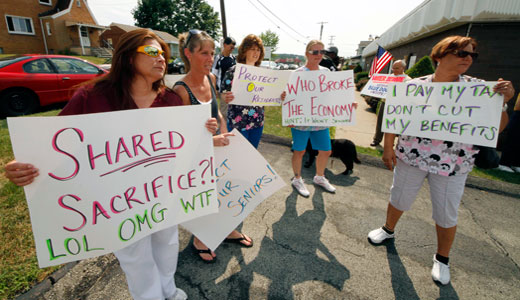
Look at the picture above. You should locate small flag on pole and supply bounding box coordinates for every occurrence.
[369,46,393,77]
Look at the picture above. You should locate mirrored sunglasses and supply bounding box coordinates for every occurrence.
[308,50,326,55]
[136,45,164,57]
[185,29,202,49]
[452,50,478,59]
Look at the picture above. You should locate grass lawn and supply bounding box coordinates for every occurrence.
[1,102,517,299]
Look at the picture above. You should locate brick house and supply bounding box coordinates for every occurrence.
[100,23,180,58]
[0,0,107,55]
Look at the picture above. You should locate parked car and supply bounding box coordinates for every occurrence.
[260,60,280,70]
[99,57,112,71]
[288,64,299,70]
[0,54,107,117]
[168,58,185,74]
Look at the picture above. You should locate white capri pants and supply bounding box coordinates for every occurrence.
[390,160,468,228]
[114,225,179,300]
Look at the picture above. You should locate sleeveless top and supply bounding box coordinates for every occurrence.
[174,75,221,125]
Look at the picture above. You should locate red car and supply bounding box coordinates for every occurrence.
[0,54,107,117]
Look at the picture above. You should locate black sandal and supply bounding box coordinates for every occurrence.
[191,244,216,263]
[223,233,254,248]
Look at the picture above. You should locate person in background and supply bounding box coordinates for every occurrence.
[220,34,266,148]
[174,29,253,264]
[319,46,340,71]
[212,36,236,117]
[497,93,520,172]
[370,60,412,147]
[367,35,514,286]
[4,29,222,300]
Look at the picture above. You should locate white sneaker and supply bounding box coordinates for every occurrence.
[166,288,188,300]
[431,255,450,285]
[291,177,310,197]
[313,175,336,193]
[367,227,395,244]
[511,166,520,173]
[496,165,515,173]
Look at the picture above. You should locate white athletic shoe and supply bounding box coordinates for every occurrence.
[291,177,310,197]
[496,165,515,173]
[367,227,395,244]
[166,288,188,300]
[511,166,520,173]
[313,175,336,193]
[431,255,450,285]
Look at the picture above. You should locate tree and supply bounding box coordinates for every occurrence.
[259,30,280,53]
[132,0,221,39]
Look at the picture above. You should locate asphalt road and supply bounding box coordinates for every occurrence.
[18,136,520,300]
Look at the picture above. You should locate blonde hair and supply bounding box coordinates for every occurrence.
[305,40,325,54]
[178,30,215,72]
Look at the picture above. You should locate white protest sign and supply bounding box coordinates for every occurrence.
[164,74,184,88]
[360,74,408,98]
[181,129,285,250]
[282,70,356,126]
[383,81,503,147]
[8,105,218,267]
[230,63,291,106]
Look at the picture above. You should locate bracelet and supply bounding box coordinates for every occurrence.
[502,103,508,112]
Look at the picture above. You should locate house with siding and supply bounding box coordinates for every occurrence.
[0,0,107,55]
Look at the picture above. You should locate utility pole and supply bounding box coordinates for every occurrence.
[328,35,335,46]
[317,21,327,41]
[220,0,228,38]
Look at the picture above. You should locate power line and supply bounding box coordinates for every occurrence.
[255,0,309,40]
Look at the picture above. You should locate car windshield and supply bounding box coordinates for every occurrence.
[0,55,31,69]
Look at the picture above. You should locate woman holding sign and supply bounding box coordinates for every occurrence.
[220,34,266,148]
[367,36,514,285]
[175,30,254,263]
[4,29,222,300]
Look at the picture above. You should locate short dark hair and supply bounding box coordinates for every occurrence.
[223,36,236,45]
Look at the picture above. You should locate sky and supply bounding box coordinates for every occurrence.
[86,0,426,57]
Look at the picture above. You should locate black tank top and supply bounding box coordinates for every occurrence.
[174,75,220,124]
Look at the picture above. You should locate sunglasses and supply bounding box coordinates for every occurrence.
[185,29,202,49]
[308,50,327,55]
[136,45,164,58]
[452,50,478,59]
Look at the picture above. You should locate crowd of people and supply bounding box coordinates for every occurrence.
[4,28,517,299]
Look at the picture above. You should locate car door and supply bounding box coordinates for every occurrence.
[20,58,60,106]
[48,57,104,103]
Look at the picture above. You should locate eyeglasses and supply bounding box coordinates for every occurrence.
[136,45,164,58]
[452,50,478,59]
[308,50,326,55]
[185,29,202,49]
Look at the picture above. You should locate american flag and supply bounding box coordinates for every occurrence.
[369,46,393,77]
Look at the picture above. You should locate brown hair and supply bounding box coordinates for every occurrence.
[431,35,477,64]
[236,34,265,66]
[178,30,215,72]
[88,29,169,110]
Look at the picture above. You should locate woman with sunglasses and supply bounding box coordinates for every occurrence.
[367,36,514,285]
[174,30,253,263]
[289,40,340,197]
[220,34,266,148]
[4,29,221,300]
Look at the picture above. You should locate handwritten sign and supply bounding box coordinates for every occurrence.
[360,74,408,98]
[230,63,291,106]
[382,82,503,147]
[282,70,356,126]
[181,129,285,250]
[7,105,218,267]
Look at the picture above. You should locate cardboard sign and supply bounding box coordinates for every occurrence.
[382,81,503,147]
[8,105,218,267]
[230,63,291,106]
[182,129,285,250]
[360,74,408,98]
[282,70,356,126]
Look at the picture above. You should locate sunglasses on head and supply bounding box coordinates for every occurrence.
[308,50,326,55]
[136,45,164,58]
[452,50,478,59]
[185,29,202,49]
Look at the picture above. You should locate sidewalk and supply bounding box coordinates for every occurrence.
[18,133,520,299]
[335,91,378,148]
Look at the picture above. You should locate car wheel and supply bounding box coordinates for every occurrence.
[0,89,39,117]
[179,66,185,74]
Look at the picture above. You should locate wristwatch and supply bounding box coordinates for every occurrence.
[502,103,508,112]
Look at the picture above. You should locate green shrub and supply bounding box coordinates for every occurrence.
[58,48,78,55]
[355,71,369,83]
[356,78,369,91]
[405,56,435,78]
[353,64,362,73]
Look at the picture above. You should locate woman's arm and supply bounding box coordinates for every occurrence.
[382,133,397,170]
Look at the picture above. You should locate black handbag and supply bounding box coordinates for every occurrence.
[474,146,500,169]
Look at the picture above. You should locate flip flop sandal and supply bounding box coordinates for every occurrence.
[224,234,254,248]
[192,244,216,263]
